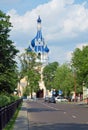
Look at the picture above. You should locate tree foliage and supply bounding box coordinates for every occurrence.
[0,10,19,93]
[71,45,88,88]
[19,50,41,97]
[53,64,74,96]
[43,62,58,90]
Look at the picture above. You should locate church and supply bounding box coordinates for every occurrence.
[27,16,49,64]
[18,16,50,98]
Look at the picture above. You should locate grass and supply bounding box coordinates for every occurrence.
[4,103,22,130]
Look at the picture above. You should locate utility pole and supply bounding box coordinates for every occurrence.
[72,67,77,102]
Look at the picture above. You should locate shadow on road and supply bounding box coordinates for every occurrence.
[29,122,88,130]
[28,107,61,112]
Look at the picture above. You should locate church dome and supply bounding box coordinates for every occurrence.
[27,45,32,52]
[45,45,49,53]
[37,16,41,23]
[31,38,35,47]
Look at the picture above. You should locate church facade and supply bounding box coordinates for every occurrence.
[17,16,50,98]
[27,16,50,98]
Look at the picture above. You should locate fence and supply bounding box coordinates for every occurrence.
[0,99,22,130]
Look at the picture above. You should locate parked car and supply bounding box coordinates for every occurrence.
[49,96,56,103]
[55,96,68,102]
[44,96,50,102]
[44,96,56,103]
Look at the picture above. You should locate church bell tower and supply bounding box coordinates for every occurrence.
[27,16,49,65]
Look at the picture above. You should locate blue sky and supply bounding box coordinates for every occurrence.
[0,0,88,65]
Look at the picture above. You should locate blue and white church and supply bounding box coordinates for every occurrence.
[27,16,49,65]
[27,16,50,98]
[17,16,51,98]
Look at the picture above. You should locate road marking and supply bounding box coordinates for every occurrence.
[72,115,76,118]
[40,102,78,120]
[64,112,66,114]
[42,102,59,110]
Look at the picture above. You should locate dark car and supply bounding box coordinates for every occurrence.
[44,96,56,103]
[49,97,56,103]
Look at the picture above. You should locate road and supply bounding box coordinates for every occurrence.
[27,99,88,130]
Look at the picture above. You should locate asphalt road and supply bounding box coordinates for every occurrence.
[27,99,88,130]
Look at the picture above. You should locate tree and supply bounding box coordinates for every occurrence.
[53,64,74,96]
[0,10,19,93]
[71,45,88,89]
[43,62,59,90]
[19,50,41,98]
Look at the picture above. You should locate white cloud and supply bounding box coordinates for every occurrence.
[7,0,88,40]
[7,9,36,33]
[66,51,73,62]
[6,0,88,64]
[49,45,72,64]
[76,42,88,50]
[65,42,88,64]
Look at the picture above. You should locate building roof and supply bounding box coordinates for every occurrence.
[37,16,41,23]
[28,16,49,54]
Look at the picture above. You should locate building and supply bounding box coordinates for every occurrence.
[28,16,49,98]
[17,16,50,98]
[27,16,49,64]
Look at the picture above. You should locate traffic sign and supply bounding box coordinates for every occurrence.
[58,90,63,95]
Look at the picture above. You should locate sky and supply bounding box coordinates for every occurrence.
[0,0,88,65]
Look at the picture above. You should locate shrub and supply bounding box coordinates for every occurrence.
[0,93,19,107]
[0,94,10,107]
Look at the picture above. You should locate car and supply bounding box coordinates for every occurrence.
[48,96,56,103]
[44,96,56,103]
[44,96,50,102]
[55,96,68,102]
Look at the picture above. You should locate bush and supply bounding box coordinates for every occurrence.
[9,95,19,102]
[0,95,10,107]
[0,93,19,107]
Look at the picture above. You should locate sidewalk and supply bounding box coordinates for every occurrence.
[13,100,29,130]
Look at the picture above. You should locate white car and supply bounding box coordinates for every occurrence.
[55,96,68,102]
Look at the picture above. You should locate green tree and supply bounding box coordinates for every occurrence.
[19,50,41,98]
[0,10,19,93]
[71,45,88,89]
[43,62,58,90]
[53,64,74,96]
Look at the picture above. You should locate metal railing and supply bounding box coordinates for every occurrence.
[0,99,22,130]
